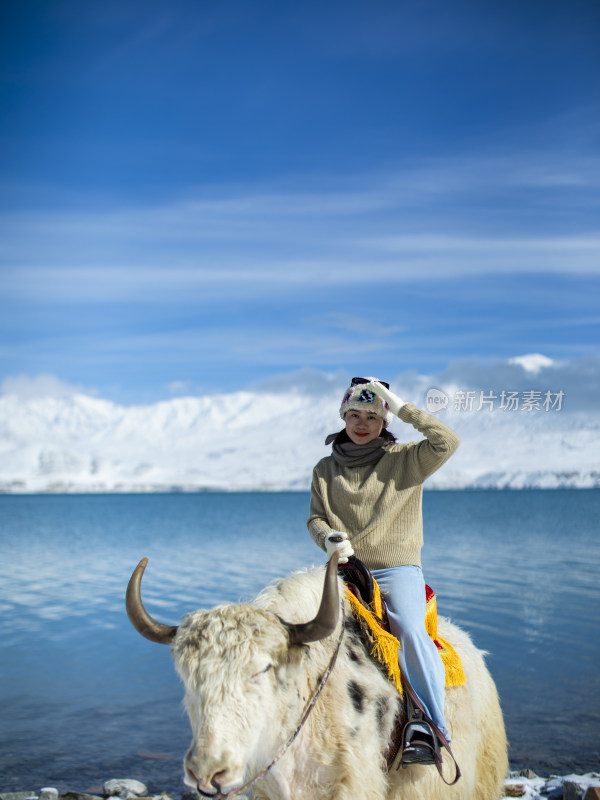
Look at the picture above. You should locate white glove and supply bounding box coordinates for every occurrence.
[365,381,405,416]
[325,531,354,564]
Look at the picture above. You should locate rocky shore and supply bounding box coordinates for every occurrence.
[502,770,600,799]
[2,772,600,800]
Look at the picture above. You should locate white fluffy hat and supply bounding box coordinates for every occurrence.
[339,377,393,427]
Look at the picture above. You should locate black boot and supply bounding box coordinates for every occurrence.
[401,721,439,766]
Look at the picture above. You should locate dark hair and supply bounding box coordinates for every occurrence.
[381,427,397,443]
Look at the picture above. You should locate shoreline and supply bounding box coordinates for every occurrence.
[2,770,600,800]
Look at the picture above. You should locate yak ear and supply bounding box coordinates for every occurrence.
[284,553,340,646]
[126,558,179,645]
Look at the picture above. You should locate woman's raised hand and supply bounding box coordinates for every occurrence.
[364,381,405,416]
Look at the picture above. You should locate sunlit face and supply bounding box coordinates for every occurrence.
[344,409,385,445]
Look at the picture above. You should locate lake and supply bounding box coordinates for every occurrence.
[0,490,598,792]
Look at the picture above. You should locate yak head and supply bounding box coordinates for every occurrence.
[126,555,340,798]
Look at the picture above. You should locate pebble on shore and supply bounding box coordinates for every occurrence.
[0,780,167,800]
[502,772,600,800]
[2,771,600,800]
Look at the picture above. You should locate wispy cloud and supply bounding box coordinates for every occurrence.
[2,154,599,310]
[318,312,406,338]
[1,2,597,403]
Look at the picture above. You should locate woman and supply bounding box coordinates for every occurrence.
[307,376,460,764]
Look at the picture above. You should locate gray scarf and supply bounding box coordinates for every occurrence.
[325,430,393,468]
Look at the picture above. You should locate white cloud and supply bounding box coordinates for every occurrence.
[1,373,96,399]
[3,352,597,411]
[2,154,599,306]
[167,380,193,396]
[4,234,598,306]
[431,354,600,413]
[508,354,556,374]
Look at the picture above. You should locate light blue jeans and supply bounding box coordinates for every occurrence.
[371,565,449,740]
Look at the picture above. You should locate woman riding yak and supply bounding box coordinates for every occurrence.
[307,376,459,766]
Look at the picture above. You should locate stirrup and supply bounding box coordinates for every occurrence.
[400,690,441,769]
[401,720,440,766]
[399,683,462,785]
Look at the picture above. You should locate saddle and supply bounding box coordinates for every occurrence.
[338,557,466,693]
[337,557,461,784]
[338,556,375,607]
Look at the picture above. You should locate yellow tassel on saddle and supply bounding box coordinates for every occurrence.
[345,578,466,697]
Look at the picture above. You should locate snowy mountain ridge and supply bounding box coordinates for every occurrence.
[1,377,598,492]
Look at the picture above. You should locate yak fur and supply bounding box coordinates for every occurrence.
[172,564,508,800]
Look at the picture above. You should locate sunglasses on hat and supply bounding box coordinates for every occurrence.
[351,377,390,390]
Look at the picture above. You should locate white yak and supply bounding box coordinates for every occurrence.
[127,554,508,800]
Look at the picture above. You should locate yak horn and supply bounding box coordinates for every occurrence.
[285,552,340,645]
[126,557,178,645]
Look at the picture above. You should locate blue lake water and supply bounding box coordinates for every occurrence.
[0,490,599,792]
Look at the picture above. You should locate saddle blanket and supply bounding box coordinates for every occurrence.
[345,579,466,697]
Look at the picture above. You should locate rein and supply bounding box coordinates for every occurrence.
[203,604,346,800]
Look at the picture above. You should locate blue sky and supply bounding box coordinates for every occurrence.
[1,0,599,403]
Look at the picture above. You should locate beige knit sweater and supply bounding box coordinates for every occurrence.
[307,403,460,570]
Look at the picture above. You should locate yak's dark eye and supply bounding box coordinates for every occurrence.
[250,663,273,680]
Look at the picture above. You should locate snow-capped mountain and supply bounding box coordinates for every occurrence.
[1,357,598,492]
